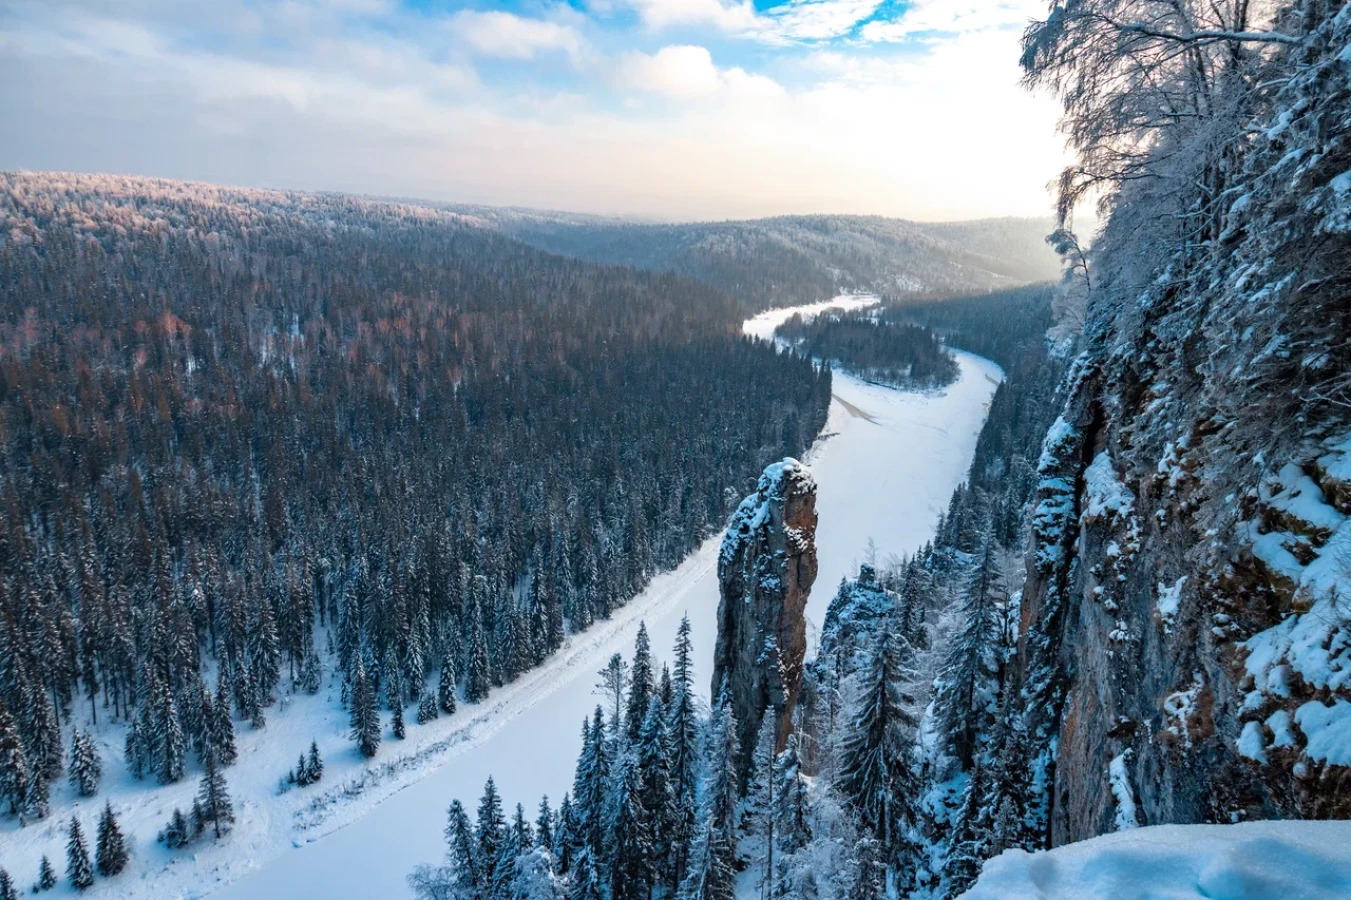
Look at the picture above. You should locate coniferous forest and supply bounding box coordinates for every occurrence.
[0,172,831,819]
[774,309,960,390]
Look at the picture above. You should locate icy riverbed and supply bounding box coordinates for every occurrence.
[213,296,1000,899]
[0,296,999,900]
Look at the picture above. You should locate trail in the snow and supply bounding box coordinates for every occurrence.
[207,295,1002,900]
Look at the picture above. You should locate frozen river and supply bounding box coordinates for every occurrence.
[212,295,1002,899]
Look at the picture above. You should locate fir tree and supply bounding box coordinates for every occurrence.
[534,796,554,856]
[163,808,190,849]
[0,866,15,900]
[392,699,406,740]
[154,677,187,784]
[0,705,30,815]
[634,696,675,886]
[307,740,324,784]
[476,776,506,875]
[934,528,1007,769]
[772,734,811,856]
[554,794,575,875]
[679,687,739,900]
[465,606,491,704]
[417,691,438,725]
[24,769,50,821]
[95,802,128,877]
[745,710,778,882]
[36,855,56,891]
[299,648,323,694]
[69,729,102,797]
[624,622,654,742]
[571,708,611,861]
[836,626,919,861]
[608,749,651,900]
[512,802,533,849]
[668,615,700,888]
[349,657,381,758]
[294,753,310,786]
[443,798,482,893]
[66,816,95,891]
[196,753,235,839]
[438,655,458,715]
[213,675,238,766]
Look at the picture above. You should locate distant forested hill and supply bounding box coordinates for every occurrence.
[430,206,1063,311]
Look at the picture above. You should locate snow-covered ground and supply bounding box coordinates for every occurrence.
[960,820,1351,900]
[0,296,1001,899]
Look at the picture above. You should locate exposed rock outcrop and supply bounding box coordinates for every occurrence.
[713,458,818,780]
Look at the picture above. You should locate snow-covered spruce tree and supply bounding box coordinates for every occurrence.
[392,696,407,740]
[533,796,553,855]
[153,674,187,784]
[624,623,654,743]
[744,709,779,882]
[196,751,235,839]
[678,687,739,900]
[418,691,438,724]
[571,707,611,866]
[0,866,15,900]
[24,767,49,821]
[36,854,56,891]
[69,729,101,797]
[162,808,191,850]
[349,656,381,758]
[438,655,458,715]
[95,801,128,877]
[634,696,676,885]
[835,624,919,881]
[554,794,575,874]
[772,732,812,856]
[66,816,94,891]
[212,675,238,766]
[407,797,481,900]
[307,740,323,784]
[607,747,652,899]
[26,686,62,781]
[0,704,30,816]
[668,614,701,887]
[933,527,1007,770]
[465,604,492,705]
[476,776,507,877]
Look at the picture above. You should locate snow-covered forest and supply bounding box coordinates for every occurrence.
[2,0,1349,897]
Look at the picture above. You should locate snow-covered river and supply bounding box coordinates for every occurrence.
[215,295,1002,899]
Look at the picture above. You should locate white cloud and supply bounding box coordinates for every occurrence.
[618,44,783,102]
[764,0,884,42]
[611,0,885,43]
[860,0,1041,42]
[449,10,585,60]
[612,0,758,33]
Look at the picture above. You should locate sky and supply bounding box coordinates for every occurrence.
[0,0,1067,221]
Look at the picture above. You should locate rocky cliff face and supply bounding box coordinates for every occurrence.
[713,458,818,779]
[1014,7,1351,845]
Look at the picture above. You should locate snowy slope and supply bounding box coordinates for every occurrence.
[960,820,1351,900]
[0,296,999,899]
